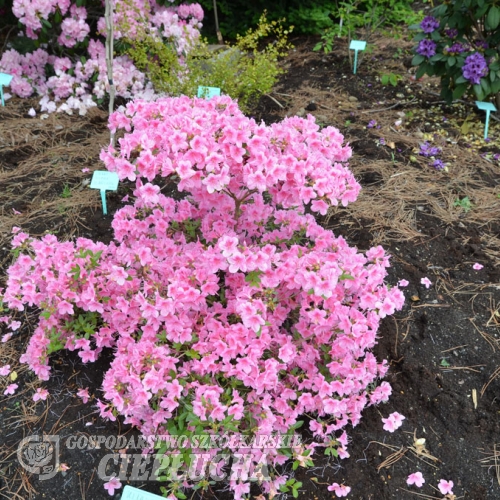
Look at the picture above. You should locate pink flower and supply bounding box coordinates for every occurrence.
[9,320,21,330]
[77,387,90,403]
[421,277,432,288]
[0,365,11,376]
[407,472,425,488]
[33,388,49,401]
[2,333,13,342]
[28,107,36,117]
[103,476,122,496]
[82,168,90,173]
[438,479,454,495]
[472,263,483,270]
[398,279,409,287]
[328,483,351,497]
[4,383,18,395]
[382,412,405,432]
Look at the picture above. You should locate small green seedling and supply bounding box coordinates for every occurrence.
[440,358,450,367]
[280,478,303,498]
[454,197,472,213]
[380,72,402,87]
[60,184,72,198]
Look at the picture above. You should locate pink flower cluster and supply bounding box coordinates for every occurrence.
[2,96,404,498]
[1,0,203,114]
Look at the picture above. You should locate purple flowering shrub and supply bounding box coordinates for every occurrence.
[1,96,404,499]
[410,2,500,102]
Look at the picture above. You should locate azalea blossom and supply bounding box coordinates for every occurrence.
[472,263,483,270]
[398,279,409,287]
[4,383,18,395]
[407,471,425,487]
[438,479,454,495]
[0,365,11,376]
[103,476,122,496]
[382,412,405,432]
[328,483,351,497]
[421,277,432,288]
[33,388,49,401]
[0,95,407,499]
[77,387,90,403]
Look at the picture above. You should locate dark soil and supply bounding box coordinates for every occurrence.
[1,33,499,500]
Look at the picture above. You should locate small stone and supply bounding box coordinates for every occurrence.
[348,96,358,102]
[296,108,306,117]
[396,93,404,98]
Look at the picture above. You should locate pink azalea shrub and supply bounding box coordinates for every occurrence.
[1,0,203,114]
[1,96,404,498]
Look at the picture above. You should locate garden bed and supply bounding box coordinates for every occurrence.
[1,33,499,500]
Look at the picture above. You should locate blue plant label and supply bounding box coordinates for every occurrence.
[475,101,496,112]
[121,485,165,500]
[0,73,13,86]
[475,101,497,139]
[0,72,13,106]
[349,40,367,51]
[198,86,221,99]
[90,171,119,191]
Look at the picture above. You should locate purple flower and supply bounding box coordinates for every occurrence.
[379,137,386,146]
[367,120,377,128]
[432,159,445,170]
[474,40,489,51]
[462,52,489,84]
[416,39,437,58]
[444,42,467,55]
[419,142,441,157]
[445,28,458,38]
[420,16,440,33]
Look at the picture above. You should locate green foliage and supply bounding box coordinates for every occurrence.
[198,0,419,39]
[60,184,72,198]
[410,1,500,103]
[279,478,303,498]
[313,0,422,54]
[454,196,473,213]
[122,10,292,112]
[380,72,402,86]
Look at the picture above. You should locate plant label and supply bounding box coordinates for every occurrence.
[197,86,221,99]
[475,101,497,139]
[0,72,13,106]
[90,171,119,215]
[349,40,367,75]
[121,485,164,500]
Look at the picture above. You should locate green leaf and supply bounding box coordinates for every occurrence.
[452,84,467,100]
[416,63,430,79]
[339,272,355,281]
[447,56,456,67]
[313,43,322,52]
[430,30,441,41]
[412,54,425,66]
[455,75,467,84]
[381,74,389,85]
[245,270,263,287]
[491,79,500,93]
[486,5,500,30]
[481,78,491,95]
